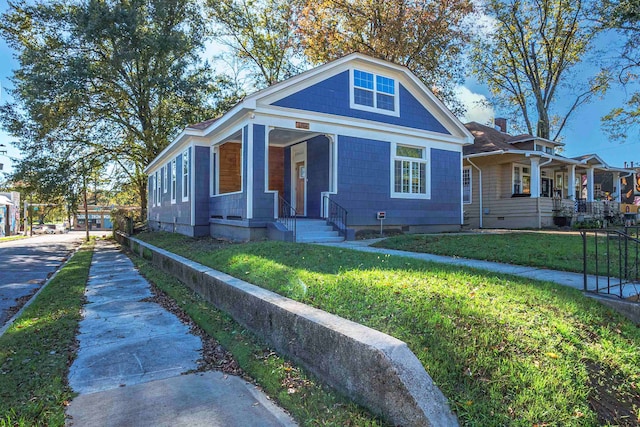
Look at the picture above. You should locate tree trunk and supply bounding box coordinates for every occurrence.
[138,177,148,223]
[536,103,551,140]
[83,168,89,242]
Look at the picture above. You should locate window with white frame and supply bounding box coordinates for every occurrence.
[351,69,398,114]
[171,158,177,203]
[182,148,189,201]
[151,175,156,207]
[463,167,472,204]
[392,144,428,197]
[163,164,168,193]
[513,164,531,194]
[156,171,161,205]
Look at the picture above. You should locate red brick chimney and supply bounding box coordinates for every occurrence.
[494,117,507,133]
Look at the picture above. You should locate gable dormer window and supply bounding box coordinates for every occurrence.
[351,69,398,116]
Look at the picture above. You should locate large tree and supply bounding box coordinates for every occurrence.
[472,0,606,140]
[0,0,225,217]
[294,0,475,114]
[207,0,304,87]
[598,0,640,141]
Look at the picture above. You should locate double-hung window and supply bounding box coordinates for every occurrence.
[151,175,156,207]
[351,69,398,115]
[156,171,161,205]
[392,144,429,198]
[171,159,177,203]
[463,167,472,204]
[182,148,189,201]
[513,164,531,195]
[163,164,168,193]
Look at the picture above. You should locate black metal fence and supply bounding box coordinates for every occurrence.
[580,228,640,299]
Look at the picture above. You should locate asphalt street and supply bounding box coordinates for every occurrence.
[0,231,103,327]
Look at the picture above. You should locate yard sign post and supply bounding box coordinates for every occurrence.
[377,211,386,236]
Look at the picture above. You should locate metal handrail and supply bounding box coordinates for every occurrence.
[581,228,640,299]
[323,195,348,238]
[277,196,297,241]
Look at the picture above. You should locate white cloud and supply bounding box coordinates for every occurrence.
[455,86,495,125]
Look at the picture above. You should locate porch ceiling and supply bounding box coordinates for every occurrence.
[268,128,324,147]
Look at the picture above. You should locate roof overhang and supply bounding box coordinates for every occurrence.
[146,53,475,174]
[465,150,633,172]
[507,136,565,146]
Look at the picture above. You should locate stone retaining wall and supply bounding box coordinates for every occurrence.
[116,232,458,426]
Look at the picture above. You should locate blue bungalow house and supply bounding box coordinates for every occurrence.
[144,53,474,241]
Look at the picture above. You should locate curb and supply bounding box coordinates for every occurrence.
[0,244,83,338]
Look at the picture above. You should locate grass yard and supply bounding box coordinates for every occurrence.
[0,235,28,243]
[0,241,93,427]
[374,232,632,276]
[137,232,640,426]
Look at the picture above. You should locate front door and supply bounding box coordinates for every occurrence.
[541,178,553,198]
[295,161,305,214]
[291,142,307,216]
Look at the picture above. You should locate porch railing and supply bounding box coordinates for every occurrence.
[574,199,620,217]
[580,228,640,299]
[277,196,297,241]
[322,195,348,239]
[554,198,623,226]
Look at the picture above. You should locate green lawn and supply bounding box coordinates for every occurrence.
[374,232,632,276]
[0,235,28,243]
[136,232,640,426]
[0,242,93,427]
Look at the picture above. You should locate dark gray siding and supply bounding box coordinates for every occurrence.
[331,136,461,226]
[272,71,449,134]
[148,149,192,227]
[251,124,276,220]
[194,146,210,226]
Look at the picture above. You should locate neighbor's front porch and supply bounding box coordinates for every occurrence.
[464,153,630,229]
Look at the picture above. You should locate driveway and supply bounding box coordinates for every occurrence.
[0,231,101,327]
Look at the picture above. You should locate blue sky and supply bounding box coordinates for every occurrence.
[0,0,638,177]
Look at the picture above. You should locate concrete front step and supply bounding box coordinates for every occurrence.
[297,235,345,243]
[298,225,334,232]
[289,219,345,243]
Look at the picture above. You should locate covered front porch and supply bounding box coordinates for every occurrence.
[209,123,343,241]
[464,152,631,229]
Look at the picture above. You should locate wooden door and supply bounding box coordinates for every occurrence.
[295,161,305,215]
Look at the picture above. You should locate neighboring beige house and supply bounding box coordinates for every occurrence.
[462,121,633,229]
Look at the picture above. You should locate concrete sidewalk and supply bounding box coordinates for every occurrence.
[322,239,640,299]
[66,240,296,427]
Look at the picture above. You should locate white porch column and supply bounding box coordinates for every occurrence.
[568,165,576,200]
[613,172,621,202]
[586,167,594,202]
[530,157,540,197]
